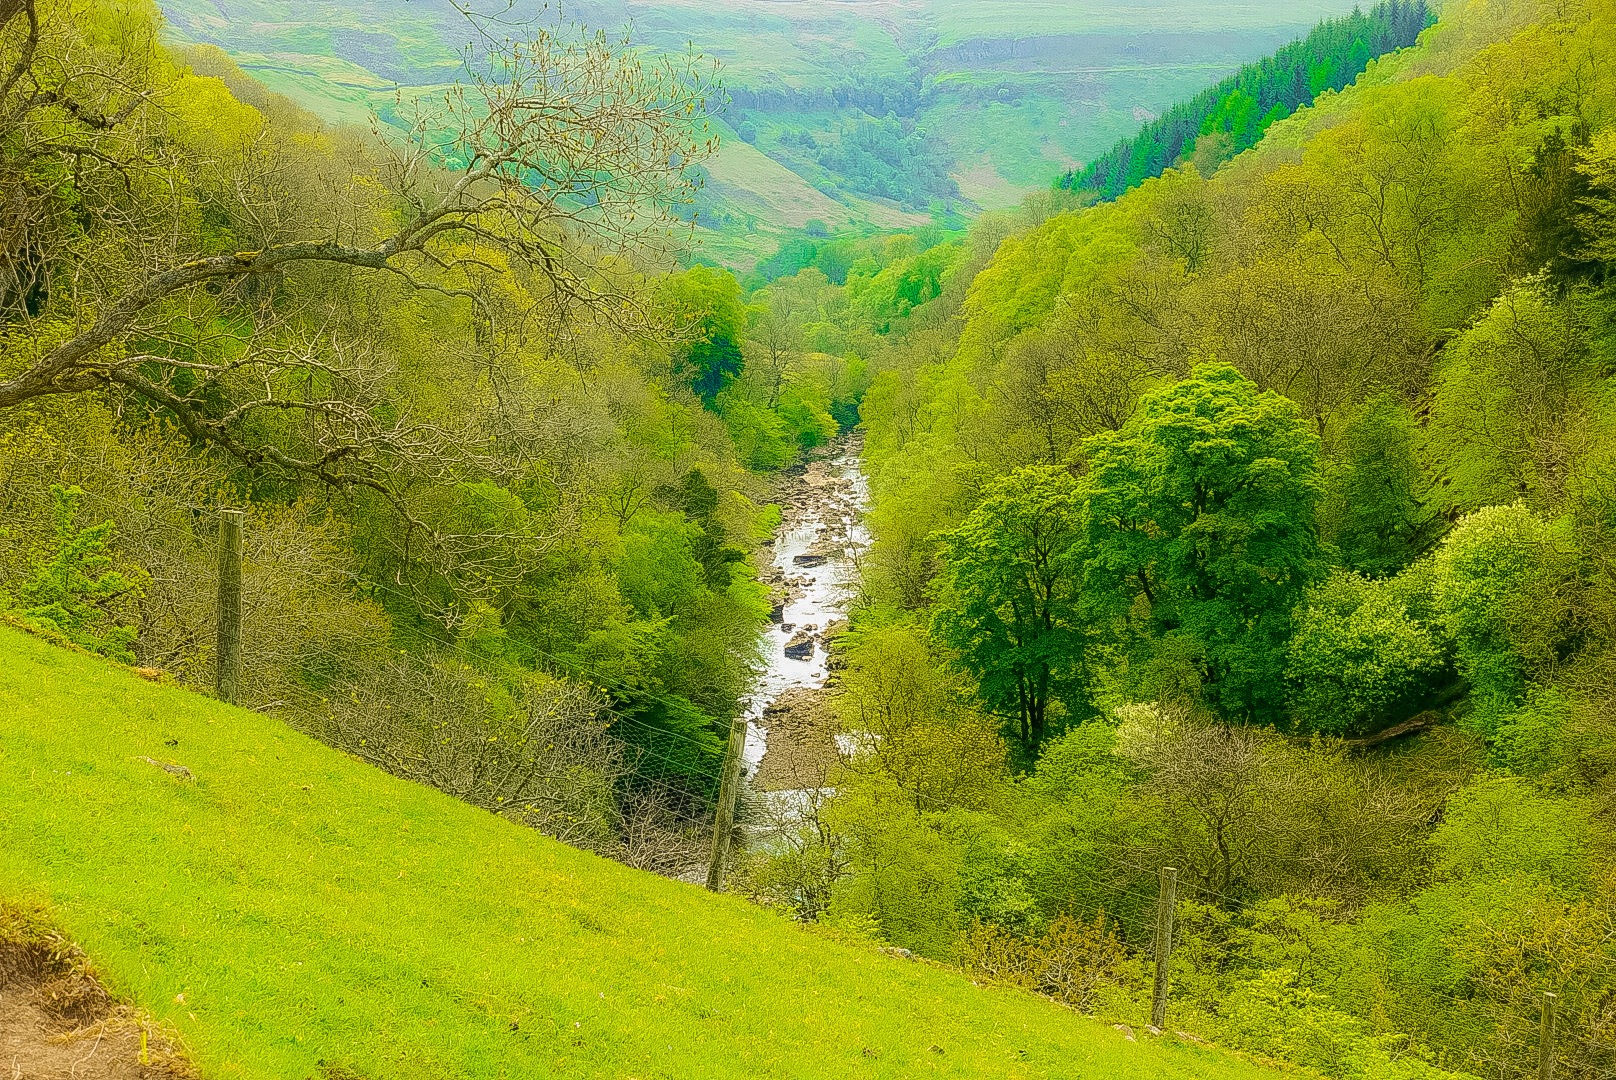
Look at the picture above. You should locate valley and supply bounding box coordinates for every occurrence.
[158,0,1363,265]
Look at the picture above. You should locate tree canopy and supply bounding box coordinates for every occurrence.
[1084,363,1324,723]
[930,465,1090,749]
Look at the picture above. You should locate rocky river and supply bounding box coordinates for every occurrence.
[738,436,870,833]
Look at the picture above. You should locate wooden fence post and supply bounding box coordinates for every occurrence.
[705,714,748,891]
[1539,991,1558,1080]
[216,508,244,704]
[1150,866,1179,1031]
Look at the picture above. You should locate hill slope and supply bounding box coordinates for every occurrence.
[157,0,1363,266]
[0,626,1288,1080]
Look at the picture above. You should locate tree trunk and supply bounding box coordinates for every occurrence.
[1028,665,1051,745]
[1016,677,1030,745]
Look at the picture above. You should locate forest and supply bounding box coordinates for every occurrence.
[5,0,1616,1076]
[1059,0,1435,199]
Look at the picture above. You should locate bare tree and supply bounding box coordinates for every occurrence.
[1119,703,1439,906]
[0,0,717,502]
[309,656,629,852]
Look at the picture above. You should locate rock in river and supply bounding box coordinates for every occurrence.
[783,632,816,660]
[792,553,829,568]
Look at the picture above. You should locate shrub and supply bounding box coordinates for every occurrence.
[959,913,1126,1013]
[2,485,146,662]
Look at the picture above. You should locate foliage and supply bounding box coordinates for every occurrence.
[824,775,968,959]
[657,469,747,590]
[1059,1,1433,199]
[1431,504,1581,729]
[1216,968,1459,1080]
[959,913,1127,1013]
[1286,568,1450,736]
[1,485,146,662]
[1320,393,1439,577]
[775,381,840,450]
[803,115,963,211]
[13,0,1616,1076]
[1426,284,1596,514]
[778,2,1616,1077]
[0,0,772,864]
[661,267,749,405]
[1085,364,1325,723]
[930,465,1091,747]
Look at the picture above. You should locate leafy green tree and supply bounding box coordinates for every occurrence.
[1319,393,1438,577]
[775,382,839,451]
[716,391,794,469]
[1432,504,1581,731]
[1566,128,1616,276]
[1426,283,1591,514]
[3,485,147,662]
[1286,567,1449,736]
[930,465,1090,749]
[824,774,966,958]
[1085,363,1324,724]
[657,469,744,589]
[659,266,747,404]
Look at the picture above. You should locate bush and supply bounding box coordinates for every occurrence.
[959,914,1126,1013]
[1432,504,1581,730]
[1218,968,1462,1080]
[1,485,146,662]
[1286,568,1449,736]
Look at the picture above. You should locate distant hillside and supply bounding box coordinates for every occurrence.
[155,0,1366,267]
[1059,0,1433,198]
[0,625,1292,1080]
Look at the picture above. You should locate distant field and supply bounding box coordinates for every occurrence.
[0,625,1295,1079]
[926,0,1368,42]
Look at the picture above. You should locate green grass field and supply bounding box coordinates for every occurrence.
[0,625,1293,1079]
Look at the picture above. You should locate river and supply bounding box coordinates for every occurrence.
[738,435,870,836]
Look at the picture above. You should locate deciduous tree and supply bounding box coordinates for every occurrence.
[930,465,1090,748]
[1085,363,1324,723]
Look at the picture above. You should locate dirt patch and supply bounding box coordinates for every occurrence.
[0,902,191,1080]
[753,687,842,791]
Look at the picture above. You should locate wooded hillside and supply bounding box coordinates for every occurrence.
[1060,0,1434,199]
[7,0,1616,1076]
[724,0,1616,1076]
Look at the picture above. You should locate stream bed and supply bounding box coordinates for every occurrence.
[739,437,870,836]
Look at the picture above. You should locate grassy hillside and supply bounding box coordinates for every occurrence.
[0,625,1290,1080]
